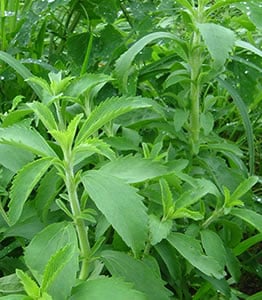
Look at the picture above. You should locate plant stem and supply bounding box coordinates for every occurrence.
[63,149,91,280]
[189,0,206,154]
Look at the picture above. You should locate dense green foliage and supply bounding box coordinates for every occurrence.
[0,0,261,299]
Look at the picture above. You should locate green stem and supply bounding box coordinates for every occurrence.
[189,31,202,154]
[63,150,90,280]
[189,0,206,154]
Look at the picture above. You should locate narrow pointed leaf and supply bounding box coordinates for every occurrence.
[231,176,258,201]
[115,32,181,93]
[16,269,40,299]
[217,77,255,174]
[8,158,54,225]
[0,51,43,99]
[76,96,153,143]
[27,102,58,132]
[81,170,148,254]
[230,208,262,232]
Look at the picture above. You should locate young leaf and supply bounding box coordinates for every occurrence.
[24,222,78,283]
[230,208,262,232]
[50,114,82,150]
[16,269,40,299]
[230,176,258,201]
[76,96,154,143]
[167,233,225,279]
[73,138,116,164]
[160,178,175,219]
[149,215,172,245]
[81,170,148,254]
[99,155,168,183]
[197,23,235,68]
[27,101,58,132]
[0,123,57,157]
[41,244,78,300]
[102,250,172,300]
[8,157,54,225]
[70,277,146,300]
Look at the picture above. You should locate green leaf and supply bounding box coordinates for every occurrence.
[16,269,40,298]
[175,179,219,209]
[0,145,34,172]
[246,291,262,300]
[167,233,225,279]
[230,208,262,232]
[102,250,172,300]
[217,77,255,174]
[149,215,172,245]
[41,244,78,300]
[172,208,204,221]
[73,138,116,164]
[35,168,63,221]
[200,230,227,267]
[231,176,258,201]
[0,295,31,300]
[81,170,148,254]
[0,51,43,100]
[0,123,57,157]
[99,155,168,183]
[160,178,174,219]
[24,222,78,283]
[115,32,181,93]
[0,273,24,294]
[76,96,153,143]
[70,277,146,300]
[235,40,262,58]
[234,1,262,30]
[27,101,58,132]
[233,233,262,256]
[198,23,235,68]
[65,73,112,98]
[8,157,54,225]
[173,109,189,132]
[50,114,82,150]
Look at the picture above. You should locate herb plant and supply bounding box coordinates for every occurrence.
[0,1,261,299]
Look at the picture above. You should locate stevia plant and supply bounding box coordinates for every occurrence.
[0,0,261,299]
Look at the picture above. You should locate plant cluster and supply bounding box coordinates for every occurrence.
[0,0,261,299]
